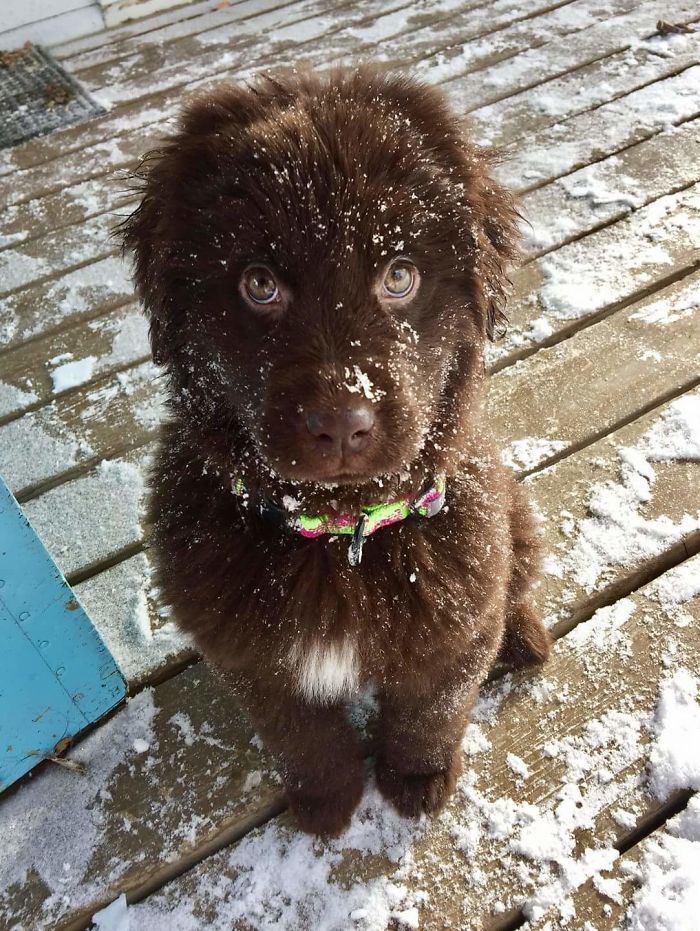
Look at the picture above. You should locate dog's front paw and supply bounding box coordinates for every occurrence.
[287,775,364,837]
[376,753,462,818]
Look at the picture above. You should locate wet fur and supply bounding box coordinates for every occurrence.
[122,67,551,835]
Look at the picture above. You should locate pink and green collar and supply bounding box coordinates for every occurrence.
[232,475,446,565]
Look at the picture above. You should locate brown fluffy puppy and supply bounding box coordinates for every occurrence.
[122,67,551,837]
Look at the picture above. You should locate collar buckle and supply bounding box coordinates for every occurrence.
[348,513,369,566]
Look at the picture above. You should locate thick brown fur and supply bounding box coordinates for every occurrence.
[121,67,551,836]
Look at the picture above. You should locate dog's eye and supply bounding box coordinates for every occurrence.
[242,266,279,304]
[383,261,417,298]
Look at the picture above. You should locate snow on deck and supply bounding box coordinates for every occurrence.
[0,0,699,928]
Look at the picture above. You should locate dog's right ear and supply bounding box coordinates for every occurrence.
[119,79,302,366]
[118,154,173,366]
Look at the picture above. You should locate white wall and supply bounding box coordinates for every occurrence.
[0,0,105,48]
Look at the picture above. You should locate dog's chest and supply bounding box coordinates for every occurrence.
[288,638,359,703]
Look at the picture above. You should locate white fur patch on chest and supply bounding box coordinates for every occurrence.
[288,638,359,704]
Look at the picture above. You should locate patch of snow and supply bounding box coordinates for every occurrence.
[623,795,700,931]
[91,894,130,931]
[561,164,643,211]
[0,691,157,914]
[462,723,491,756]
[527,316,553,342]
[502,438,568,471]
[169,712,197,747]
[629,282,699,326]
[566,599,635,654]
[642,395,700,461]
[648,557,700,627]
[129,784,430,931]
[50,355,98,393]
[559,393,700,592]
[0,380,38,417]
[648,669,700,801]
[343,365,386,402]
[506,753,529,781]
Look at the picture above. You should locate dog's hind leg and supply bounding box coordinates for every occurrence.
[499,485,551,668]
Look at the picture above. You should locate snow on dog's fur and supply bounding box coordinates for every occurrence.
[121,67,550,836]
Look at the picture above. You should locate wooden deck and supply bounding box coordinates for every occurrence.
[0,0,699,927]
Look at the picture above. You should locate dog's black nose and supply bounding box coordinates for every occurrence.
[306,406,375,453]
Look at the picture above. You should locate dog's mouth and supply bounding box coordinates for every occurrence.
[255,433,402,487]
[253,380,428,488]
[276,458,384,488]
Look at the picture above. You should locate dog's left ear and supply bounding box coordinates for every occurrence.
[443,137,520,343]
[373,73,519,341]
[469,173,520,341]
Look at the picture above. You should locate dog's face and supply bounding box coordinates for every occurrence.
[123,71,517,486]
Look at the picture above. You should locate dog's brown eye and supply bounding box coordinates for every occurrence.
[242,266,279,304]
[383,262,416,298]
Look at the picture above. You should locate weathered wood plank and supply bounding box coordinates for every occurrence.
[467,29,699,150]
[529,387,700,631]
[0,360,163,500]
[115,551,700,930]
[496,65,700,195]
[0,662,282,931]
[21,445,151,579]
[0,124,153,210]
[493,182,700,368]
[1,175,134,249]
[0,211,118,298]
[80,0,449,108]
[439,0,699,110]
[52,0,245,60]
[75,550,196,688]
[488,271,700,473]
[0,304,145,420]
[0,257,132,349]
[60,0,297,71]
[377,0,644,84]
[519,116,700,259]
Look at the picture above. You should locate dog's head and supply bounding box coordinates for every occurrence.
[122,69,518,487]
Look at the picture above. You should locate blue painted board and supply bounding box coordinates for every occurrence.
[0,476,127,791]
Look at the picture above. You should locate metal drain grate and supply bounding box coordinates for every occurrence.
[0,43,105,149]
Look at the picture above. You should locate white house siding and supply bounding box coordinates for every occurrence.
[0,0,105,49]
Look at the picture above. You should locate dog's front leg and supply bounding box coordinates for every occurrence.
[376,665,478,818]
[224,671,364,836]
